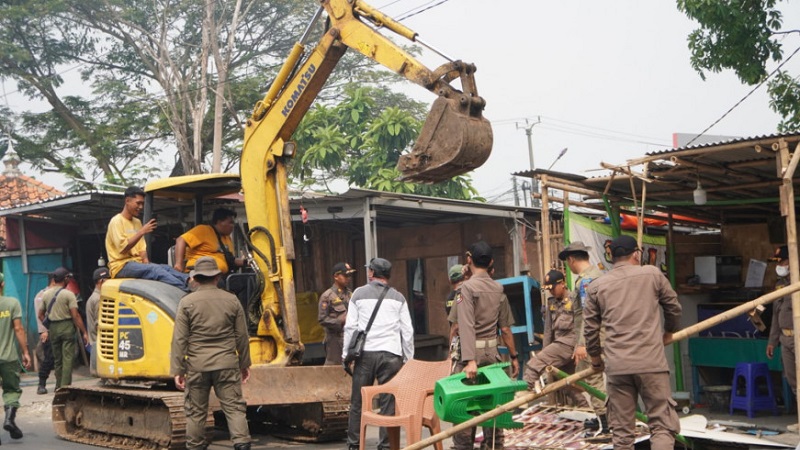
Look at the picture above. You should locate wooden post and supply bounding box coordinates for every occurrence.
[401,281,800,450]
[777,139,800,427]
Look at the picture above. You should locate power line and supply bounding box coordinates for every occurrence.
[686,44,800,146]
[396,0,453,21]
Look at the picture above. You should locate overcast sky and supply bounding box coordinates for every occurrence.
[5,1,800,204]
[393,0,800,203]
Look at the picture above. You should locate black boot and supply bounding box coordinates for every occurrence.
[599,414,610,434]
[37,378,47,395]
[3,406,21,439]
[233,443,251,450]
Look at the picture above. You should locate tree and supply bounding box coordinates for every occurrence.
[0,0,397,186]
[291,84,482,201]
[677,0,800,132]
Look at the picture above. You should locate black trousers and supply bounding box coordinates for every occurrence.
[346,351,403,449]
[38,334,54,382]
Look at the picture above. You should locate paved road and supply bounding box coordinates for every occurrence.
[15,367,452,450]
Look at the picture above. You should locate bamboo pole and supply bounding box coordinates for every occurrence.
[626,137,800,166]
[777,139,800,431]
[401,281,800,450]
[540,175,552,276]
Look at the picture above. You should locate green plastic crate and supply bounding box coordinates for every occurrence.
[434,362,528,428]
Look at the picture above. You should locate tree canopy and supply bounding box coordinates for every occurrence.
[0,0,480,200]
[677,0,800,132]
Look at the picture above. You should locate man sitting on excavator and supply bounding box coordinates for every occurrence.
[105,186,190,291]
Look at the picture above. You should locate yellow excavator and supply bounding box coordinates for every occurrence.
[52,0,492,448]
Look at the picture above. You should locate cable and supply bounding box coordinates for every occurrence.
[396,0,453,21]
[686,44,800,146]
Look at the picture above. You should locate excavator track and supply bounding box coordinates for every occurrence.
[254,399,350,442]
[52,385,213,450]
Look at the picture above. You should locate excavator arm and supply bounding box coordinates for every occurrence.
[241,0,492,366]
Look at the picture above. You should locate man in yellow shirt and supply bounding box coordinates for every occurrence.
[105,186,189,291]
[173,208,244,275]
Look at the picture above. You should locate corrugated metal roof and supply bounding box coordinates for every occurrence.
[521,133,800,225]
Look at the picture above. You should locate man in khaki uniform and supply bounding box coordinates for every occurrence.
[454,241,519,450]
[171,257,252,450]
[318,262,356,365]
[523,270,588,407]
[584,235,682,450]
[767,246,796,408]
[37,267,88,389]
[559,242,608,433]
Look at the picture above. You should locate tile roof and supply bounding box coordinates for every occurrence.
[0,173,63,250]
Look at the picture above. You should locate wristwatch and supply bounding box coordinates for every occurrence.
[509,354,518,360]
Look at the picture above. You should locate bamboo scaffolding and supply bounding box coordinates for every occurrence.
[401,281,800,450]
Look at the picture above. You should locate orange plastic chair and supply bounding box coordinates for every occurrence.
[359,359,451,450]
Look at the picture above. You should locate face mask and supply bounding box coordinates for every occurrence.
[776,265,790,278]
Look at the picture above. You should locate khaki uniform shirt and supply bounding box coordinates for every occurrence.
[543,294,577,348]
[170,284,251,375]
[584,261,681,376]
[456,271,506,362]
[448,293,514,329]
[571,264,604,347]
[38,286,78,322]
[769,276,792,348]
[318,284,352,336]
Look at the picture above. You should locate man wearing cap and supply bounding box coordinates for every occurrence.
[767,245,797,411]
[86,267,110,377]
[584,235,682,450]
[522,269,589,407]
[446,264,466,317]
[559,241,608,434]
[343,257,414,450]
[171,256,252,450]
[37,267,89,390]
[0,272,32,442]
[454,241,519,450]
[173,207,245,275]
[106,186,189,291]
[33,273,57,394]
[318,262,356,365]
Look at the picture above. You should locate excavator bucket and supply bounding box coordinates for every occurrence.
[397,95,493,183]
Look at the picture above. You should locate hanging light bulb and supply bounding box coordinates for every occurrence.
[693,180,707,205]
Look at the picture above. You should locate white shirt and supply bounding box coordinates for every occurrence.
[342,280,414,361]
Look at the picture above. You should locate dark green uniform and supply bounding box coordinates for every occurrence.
[0,296,23,408]
[38,287,78,389]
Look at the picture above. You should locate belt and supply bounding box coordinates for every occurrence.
[783,328,794,337]
[475,338,497,349]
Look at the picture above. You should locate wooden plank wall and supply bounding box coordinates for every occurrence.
[290,215,546,340]
[721,223,778,287]
[672,233,721,288]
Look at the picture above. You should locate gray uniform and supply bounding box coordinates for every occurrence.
[571,264,607,415]
[318,284,351,365]
[171,284,251,449]
[453,271,506,450]
[768,276,795,393]
[584,262,682,450]
[86,288,101,376]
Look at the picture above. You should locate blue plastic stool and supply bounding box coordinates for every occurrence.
[729,362,779,417]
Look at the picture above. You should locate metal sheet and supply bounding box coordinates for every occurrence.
[210,365,351,408]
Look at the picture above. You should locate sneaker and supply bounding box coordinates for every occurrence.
[36,386,47,395]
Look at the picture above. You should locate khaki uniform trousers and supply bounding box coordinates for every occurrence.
[576,357,607,415]
[606,372,679,450]
[184,368,250,449]
[523,341,589,408]
[780,333,797,394]
[453,347,504,450]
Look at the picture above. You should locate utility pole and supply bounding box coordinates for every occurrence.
[512,176,520,206]
[516,117,541,207]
